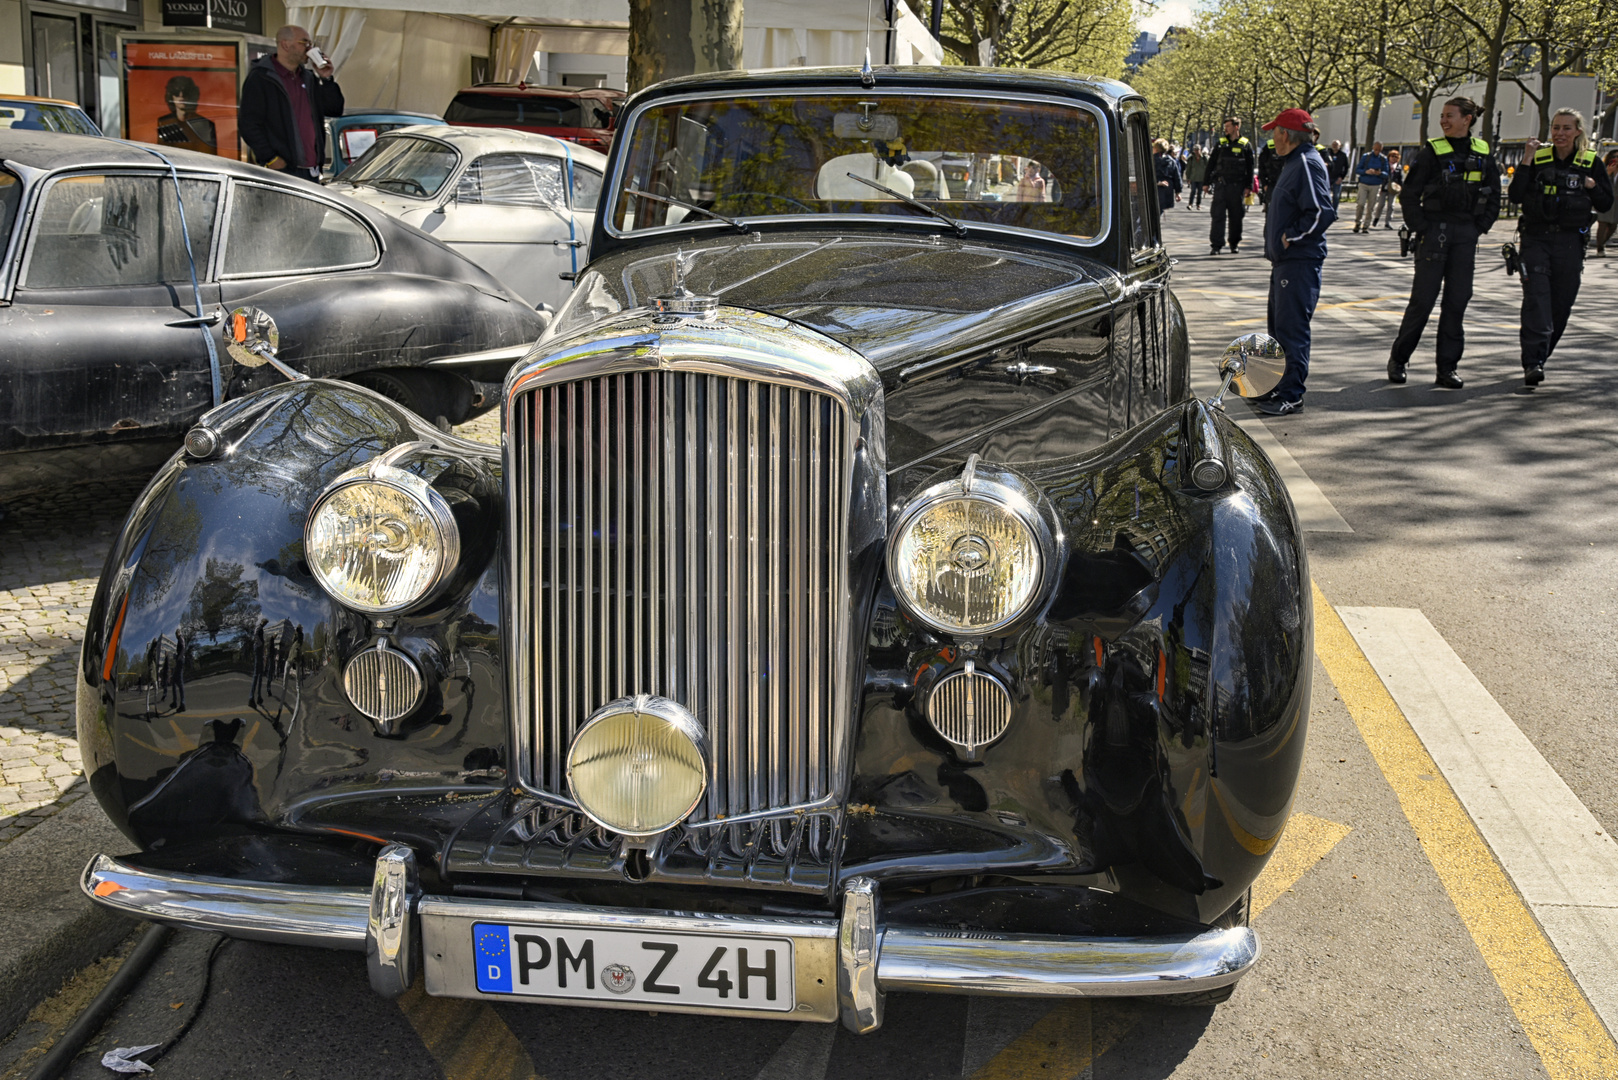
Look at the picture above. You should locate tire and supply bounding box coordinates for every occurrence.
[1159,887,1251,1008]
[348,370,474,429]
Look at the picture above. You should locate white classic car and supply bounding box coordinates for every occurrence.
[331,126,607,311]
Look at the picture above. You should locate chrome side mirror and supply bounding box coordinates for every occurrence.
[1207,333,1285,408]
[224,307,306,383]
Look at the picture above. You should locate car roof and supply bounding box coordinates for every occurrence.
[0,94,91,109]
[0,130,291,178]
[454,83,624,103]
[626,65,1135,111]
[380,125,610,168]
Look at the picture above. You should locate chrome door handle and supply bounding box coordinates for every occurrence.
[1004,362,1057,381]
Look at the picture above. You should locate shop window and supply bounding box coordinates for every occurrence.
[223,184,376,276]
[24,173,219,289]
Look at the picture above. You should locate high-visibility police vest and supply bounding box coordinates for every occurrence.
[1213,135,1251,183]
[1259,138,1282,186]
[1523,145,1599,229]
[1420,136,1491,216]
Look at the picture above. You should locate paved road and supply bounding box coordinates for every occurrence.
[4,203,1616,1078]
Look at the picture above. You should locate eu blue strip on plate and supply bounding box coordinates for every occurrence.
[474,923,512,993]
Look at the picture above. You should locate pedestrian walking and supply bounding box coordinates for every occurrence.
[1258,136,1282,208]
[1206,117,1255,254]
[1353,141,1389,232]
[1373,149,1403,228]
[240,25,344,182]
[1508,108,1613,387]
[1385,96,1501,389]
[1154,139,1182,211]
[1326,139,1350,208]
[1256,108,1336,416]
[1594,150,1618,256]
[1186,146,1208,208]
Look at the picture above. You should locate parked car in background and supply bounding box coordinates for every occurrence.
[78,66,1309,1032]
[443,83,622,154]
[0,132,547,503]
[327,111,446,177]
[331,126,606,310]
[0,95,102,135]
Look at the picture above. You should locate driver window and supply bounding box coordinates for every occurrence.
[25,174,219,289]
[1124,113,1157,252]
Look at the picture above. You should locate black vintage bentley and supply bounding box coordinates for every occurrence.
[0,132,547,504]
[77,67,1309,1031]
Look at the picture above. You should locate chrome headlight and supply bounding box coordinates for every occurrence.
[888,460,1058,636]
[567,696,707,837]
[305,462,460,614]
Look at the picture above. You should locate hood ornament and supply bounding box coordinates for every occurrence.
[652,248,719,319]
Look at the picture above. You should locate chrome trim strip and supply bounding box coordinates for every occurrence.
[602,87,1114,252]
[425,343,532,368]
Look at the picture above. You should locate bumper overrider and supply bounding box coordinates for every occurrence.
[83,846,1259,1032]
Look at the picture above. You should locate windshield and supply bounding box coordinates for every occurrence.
[342,135,459,198]
[0,98,101,135]
[445,93,613,129]
[611,93,1104,241]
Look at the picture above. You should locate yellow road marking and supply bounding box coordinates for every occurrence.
[1250,812,1352,918]
[970,999,1140,1080]
[1313,581,1618,1079]
[398,983,540,1080]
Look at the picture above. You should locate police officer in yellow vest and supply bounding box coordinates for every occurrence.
[1257,136,1282,206]
[1206,116,1256,254]
[1386,96,1501,388]
[1508,107,1613,387]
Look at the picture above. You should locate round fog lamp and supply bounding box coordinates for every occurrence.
[567,696,707,837]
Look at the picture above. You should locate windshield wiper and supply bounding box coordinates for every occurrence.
[845,172,968,237]
[625,187,751,233]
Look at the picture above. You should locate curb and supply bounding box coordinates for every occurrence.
[0,790,137,1037]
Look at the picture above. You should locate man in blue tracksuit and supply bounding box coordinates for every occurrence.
[1256,108,1336,416]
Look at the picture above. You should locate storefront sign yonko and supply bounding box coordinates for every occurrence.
[161,0,261,35]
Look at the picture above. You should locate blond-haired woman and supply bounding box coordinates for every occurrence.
[1507,107,1614,386]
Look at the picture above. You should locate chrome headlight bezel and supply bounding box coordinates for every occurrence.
[886,460,1063,637]
[566,695,709,838]
[305,460,461,615]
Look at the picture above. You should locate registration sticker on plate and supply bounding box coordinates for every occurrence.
[472,923,796,1012]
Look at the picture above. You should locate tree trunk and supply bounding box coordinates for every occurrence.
[1417,90,1434,143]
[1476,0,1511,146]
[628,0,744,94]
[1366,84,1384,147]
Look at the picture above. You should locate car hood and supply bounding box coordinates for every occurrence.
[551,232,1125,378]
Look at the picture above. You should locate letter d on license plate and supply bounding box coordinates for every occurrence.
[472,923,796,1012]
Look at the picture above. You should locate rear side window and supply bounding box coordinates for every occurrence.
[455,153,566,208]
[223,184,376,276]
[24,173,219,289]
[445,93,608,128]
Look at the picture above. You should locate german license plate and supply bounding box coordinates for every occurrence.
[471,922,797,1012]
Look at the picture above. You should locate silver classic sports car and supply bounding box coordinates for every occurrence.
[77,65,1308,1032]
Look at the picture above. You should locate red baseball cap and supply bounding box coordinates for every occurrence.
[1263,108,1314,132]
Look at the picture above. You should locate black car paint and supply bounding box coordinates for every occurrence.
[0,132,546,502]
[77,69,1309,935]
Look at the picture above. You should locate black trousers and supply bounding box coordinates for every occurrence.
[1390,221,1479,373]
[1519,230,1585,369]
[1209,182,1246,249]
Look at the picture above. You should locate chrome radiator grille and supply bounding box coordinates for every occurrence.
[509,369,852,822]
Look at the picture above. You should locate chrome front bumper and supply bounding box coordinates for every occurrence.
[83,850,1260,1032]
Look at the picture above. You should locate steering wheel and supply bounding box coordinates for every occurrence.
[377,177,428,197]
[711,192,813,214]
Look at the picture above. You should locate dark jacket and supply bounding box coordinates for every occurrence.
[1154,152,1182,210]
[1186,154,1208,184]
[1265,144,1335,262]
[1399,136,1500,234]
[239,54,344,170]
[1508,144,1614,232]
[1326,148,1350,184]
[1206,134,1255,186]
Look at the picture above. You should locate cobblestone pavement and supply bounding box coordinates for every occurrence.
[0,409,501,847]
